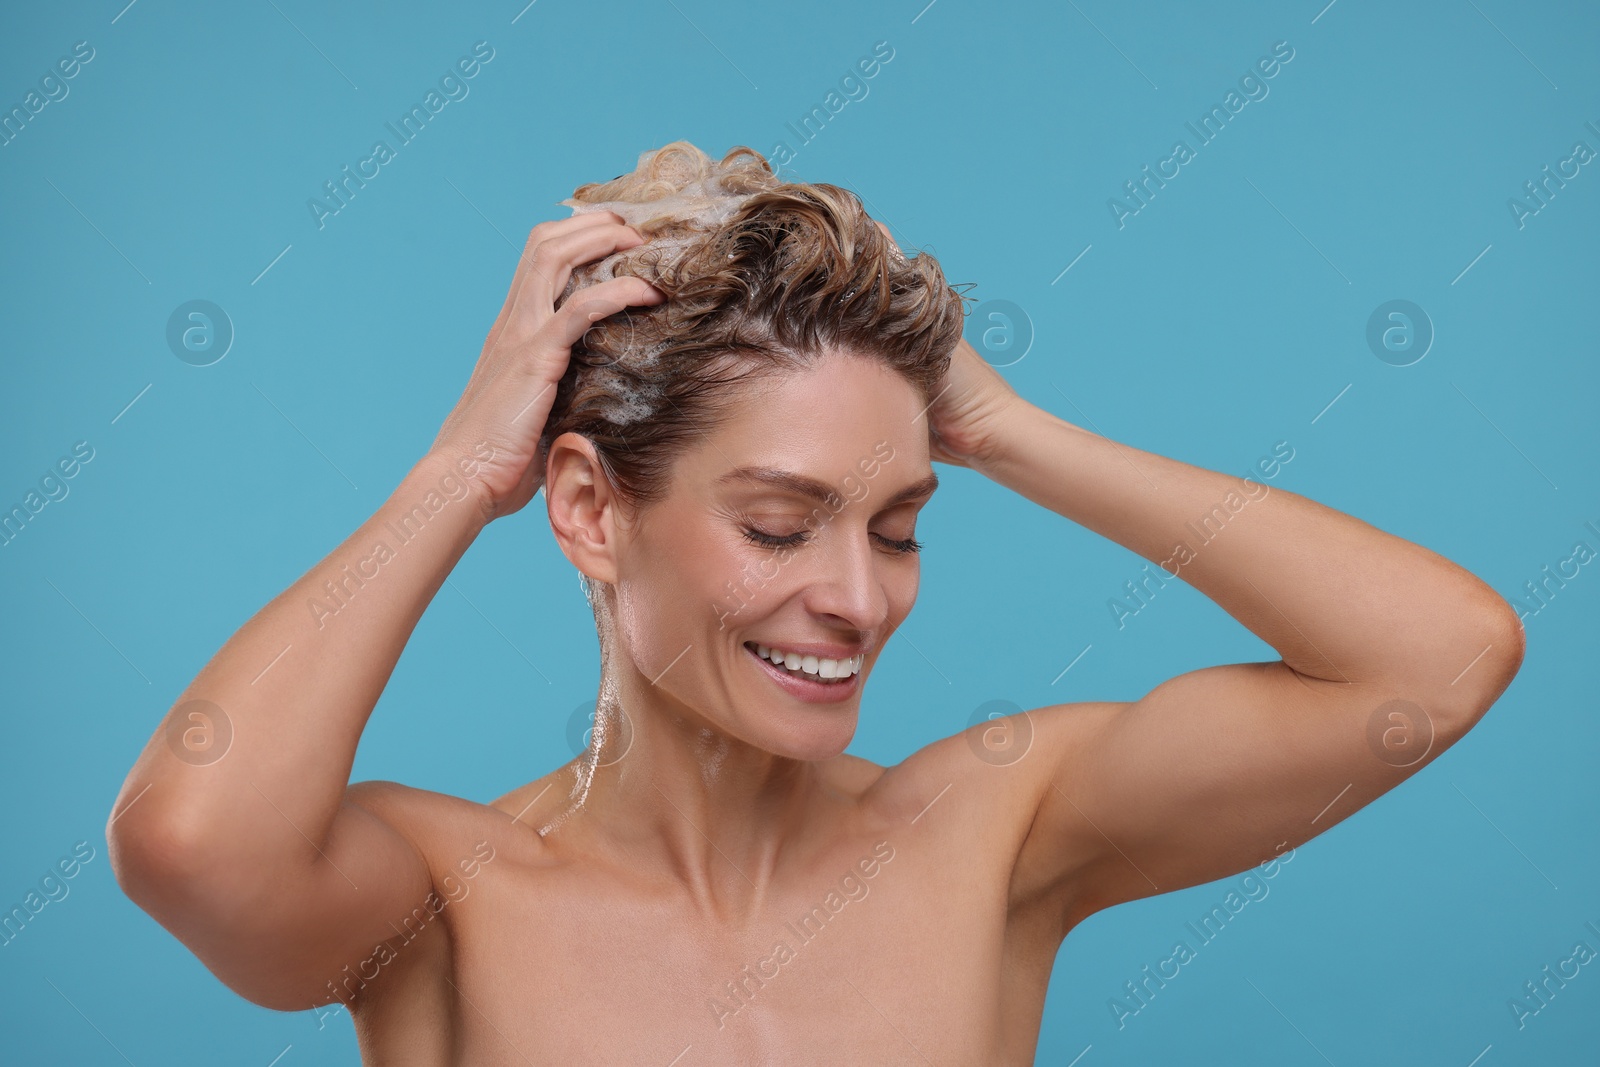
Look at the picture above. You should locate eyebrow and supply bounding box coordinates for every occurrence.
[716,466,939,509]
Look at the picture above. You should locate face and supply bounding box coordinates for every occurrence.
[581,349,938,761]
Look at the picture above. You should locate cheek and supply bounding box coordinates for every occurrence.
[882,559,921,619]
[617,527,729,661]
[615,578,682,684]
[876,566,928,633]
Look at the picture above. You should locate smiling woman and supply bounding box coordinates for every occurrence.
[107,139,1523,1066]
[522,144,969,778]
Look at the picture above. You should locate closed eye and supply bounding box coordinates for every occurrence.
[741,526,922,555]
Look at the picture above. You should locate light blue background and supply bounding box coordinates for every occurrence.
[2,1,1596,1063]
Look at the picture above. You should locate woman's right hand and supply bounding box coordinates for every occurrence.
[431,212,665,523]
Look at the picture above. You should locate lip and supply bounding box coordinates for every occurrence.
[744,638,871,660]
[744,642,862,704]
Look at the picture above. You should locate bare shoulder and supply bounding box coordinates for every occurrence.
[864,700,1121,814]
[861,700,1128,910]
[345,778,500,835]
[823,751,895,799]
[345,778,545,876]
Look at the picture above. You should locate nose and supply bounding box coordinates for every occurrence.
[799,519,894,634]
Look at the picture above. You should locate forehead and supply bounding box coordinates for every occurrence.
[704,351,932,474]
[723,350,928,447]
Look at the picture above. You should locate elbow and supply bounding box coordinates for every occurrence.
[1475,599,1526,699]
[106,793,222,912]
[107,801,330,1014]
[1440,600,1526,734]
[1494,603,1527,682]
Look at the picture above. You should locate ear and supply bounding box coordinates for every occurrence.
[545,432,624,585]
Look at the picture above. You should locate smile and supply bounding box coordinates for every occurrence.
[743,642,862,702]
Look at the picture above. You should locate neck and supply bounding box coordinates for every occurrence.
[538,597,839,918]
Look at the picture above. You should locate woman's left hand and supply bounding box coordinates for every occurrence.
[922,334,1025,471]
[870,220,1026,471]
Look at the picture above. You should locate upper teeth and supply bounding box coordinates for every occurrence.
[753,643,863,680]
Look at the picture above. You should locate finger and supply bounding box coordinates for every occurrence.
[504,223,651,343]
[484,212,632,356]
[540,276,665,359]
[520,220,650,315]
[511,211,631,300]
[483,212,626,356]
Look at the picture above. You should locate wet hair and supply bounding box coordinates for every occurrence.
[541,140,970,524]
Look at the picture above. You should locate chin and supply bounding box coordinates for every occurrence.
[750,708,860,762]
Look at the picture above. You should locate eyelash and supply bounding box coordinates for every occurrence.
[741,525,923,555]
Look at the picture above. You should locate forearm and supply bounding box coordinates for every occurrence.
[110,444,491,873]
[975,401,1519,701]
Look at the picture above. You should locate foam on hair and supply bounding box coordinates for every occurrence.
[553,143,777,427]
[558,142,770,289]
[539,139,967,516]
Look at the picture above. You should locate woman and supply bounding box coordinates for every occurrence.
[107,142,1524,1064]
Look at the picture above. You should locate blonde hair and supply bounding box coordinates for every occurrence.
[542,140,968,515]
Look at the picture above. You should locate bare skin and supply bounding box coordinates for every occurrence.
[106,213,1525,1065]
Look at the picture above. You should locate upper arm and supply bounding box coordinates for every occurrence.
[1009,615,1522,925]
[111,779,438,1011]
